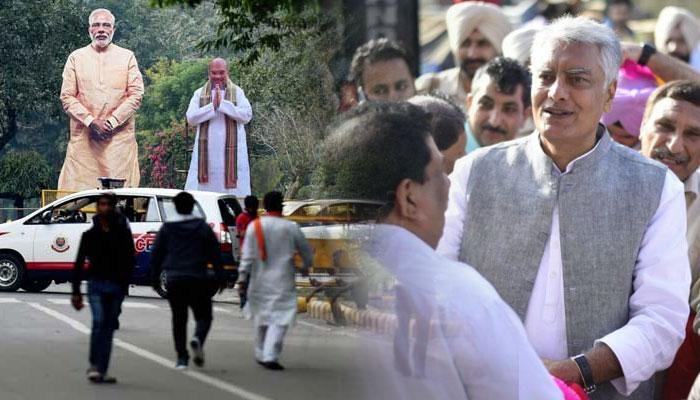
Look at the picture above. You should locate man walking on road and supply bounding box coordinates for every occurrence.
[236,195,259,310]
[237,191,313,371]
[150,191,224,370]
[72,192,135,384]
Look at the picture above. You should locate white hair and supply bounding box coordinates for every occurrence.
[89,8,115,26]
[530,16,621,86]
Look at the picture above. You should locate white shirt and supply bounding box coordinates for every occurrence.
[185,86,253,196]
[437,145,691,396]
[366,224,563,400]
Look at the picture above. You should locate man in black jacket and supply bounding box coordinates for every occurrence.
[150,191,224,369]
[71,192,135,384]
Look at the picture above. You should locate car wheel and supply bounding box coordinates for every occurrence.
[0,254,25,292]
[154,271,168,299]
[21,279,52,293]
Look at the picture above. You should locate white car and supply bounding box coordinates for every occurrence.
[0,188,242,297]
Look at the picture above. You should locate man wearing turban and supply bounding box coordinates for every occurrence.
[655,6,700,71]
[415,2,511,113]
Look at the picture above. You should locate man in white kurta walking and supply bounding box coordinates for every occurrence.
[185,58,253,196]
[237,191,313,370]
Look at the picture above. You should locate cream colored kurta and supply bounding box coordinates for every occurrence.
[415,67,468,113]
[58,43,144,190]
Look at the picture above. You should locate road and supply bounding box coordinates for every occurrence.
[0,284,458,400]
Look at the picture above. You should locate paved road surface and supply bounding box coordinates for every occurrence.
[0,284,459,400]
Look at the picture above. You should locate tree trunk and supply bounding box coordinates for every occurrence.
[13,195,24,219]
[0,104,17,152]
[285,176,302,200]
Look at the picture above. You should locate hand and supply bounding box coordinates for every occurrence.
[213,84,221,110]
[544,358,583,386]
[620,42,643,63]
[71,294,84,311]
[236,281,247,297]
[91,119,113,134]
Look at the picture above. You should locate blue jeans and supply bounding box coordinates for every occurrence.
[88,280,125,374]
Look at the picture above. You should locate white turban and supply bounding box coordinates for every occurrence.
[502,26,540,65]
[446,2,512,55]
[655,6,700,54]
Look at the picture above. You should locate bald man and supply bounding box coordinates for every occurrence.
[415,2,511,112]
[185,58,253,196]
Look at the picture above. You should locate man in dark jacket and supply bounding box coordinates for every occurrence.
[150,191,224,369]
[71,192,135,384]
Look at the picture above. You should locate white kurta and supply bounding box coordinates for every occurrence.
[239,216,313,326]
[185,86,253,196]
[363,224,563,399]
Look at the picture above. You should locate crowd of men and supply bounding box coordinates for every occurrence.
[328,1,700,399]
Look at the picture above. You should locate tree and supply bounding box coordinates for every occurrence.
[0,0,87,152]
[0,151,53,217]
[235,29,339,198]
[138,59,209,132]
[151,0,332,63]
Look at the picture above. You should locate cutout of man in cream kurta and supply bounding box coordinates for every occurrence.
[58,9,144,190]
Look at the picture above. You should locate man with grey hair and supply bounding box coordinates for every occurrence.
[438,16,690,399]
[58,8,144,190]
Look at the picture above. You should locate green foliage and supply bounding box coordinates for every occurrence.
[235,27,340,198]
[139,59,209,132]
[0,151,53,199]
[151,0,331,63]
[0,0,86,150]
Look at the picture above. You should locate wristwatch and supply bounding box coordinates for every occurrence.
[571,354,596,394]
[638,43,657,66]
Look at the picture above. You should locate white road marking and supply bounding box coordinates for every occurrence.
[27,302,272,400]
[214,306,233,314]
[47,298,71,305]
[122,302,159,309]
[0,297,21,303]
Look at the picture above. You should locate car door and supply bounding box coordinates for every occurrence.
[31,195,99,270]
[115,195,162,282]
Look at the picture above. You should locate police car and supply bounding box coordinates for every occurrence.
[0,188,242,297]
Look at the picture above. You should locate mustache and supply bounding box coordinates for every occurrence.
[460,58,487,72]
[480,123,507,136]
[651,147,689,164]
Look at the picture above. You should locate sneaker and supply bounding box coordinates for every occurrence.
[175,358,188,370]
[262,361,285,371]
[86,367,100,382]
[190,338,204,367]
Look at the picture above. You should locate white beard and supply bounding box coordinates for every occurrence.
[90,32,113,48]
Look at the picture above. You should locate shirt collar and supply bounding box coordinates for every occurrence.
[685,169,700,202]
[528,124,611,176]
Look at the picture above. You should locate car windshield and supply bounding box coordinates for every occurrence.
[158,197,205,221]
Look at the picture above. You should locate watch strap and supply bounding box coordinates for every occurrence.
[571,354,596,394]
[638,43,656,66]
